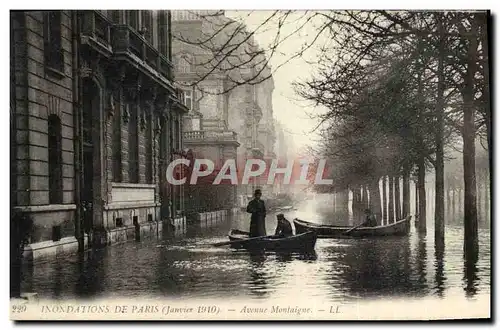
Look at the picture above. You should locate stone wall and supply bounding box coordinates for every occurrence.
[12,10,184,262]
[12,11,77,243]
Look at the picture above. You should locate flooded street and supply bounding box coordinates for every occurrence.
[21,195,490,304]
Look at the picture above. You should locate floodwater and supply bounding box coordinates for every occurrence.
[21,195,490,305]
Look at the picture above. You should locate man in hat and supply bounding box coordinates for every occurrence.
[274,213,294,237]
[246,189,267,237]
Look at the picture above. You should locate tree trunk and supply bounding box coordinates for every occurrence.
[369,178,382,225]
[402,169,410,218]
[478,13,491,174]
[484,176,489,222]
[434,15,446,243]
[388,175,395,223]
[382,176,388,225]
[363,185,369,209]
[395,175,402,220]
[462,15,479,258]
[446,186,453,219]
[402,175,409,218]
[452,188,457,219]
[417,157,427,233]
[337,188,349,222]
[477,176,482,221]
[415,181,419,216]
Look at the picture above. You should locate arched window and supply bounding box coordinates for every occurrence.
[48,114,63,204]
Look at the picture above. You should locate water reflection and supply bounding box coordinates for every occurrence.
[434,238,446,297]
[247,250,268,298]
[416,233,427,288]
[75,250,105,298]
[464,254,479,298]
[20,195,490,303]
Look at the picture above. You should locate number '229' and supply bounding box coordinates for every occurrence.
[12,305,27,313]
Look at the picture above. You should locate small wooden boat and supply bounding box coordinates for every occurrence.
[293,216,411,238]
[228,229,317,251]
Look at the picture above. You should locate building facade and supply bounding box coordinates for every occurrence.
[10,10,188,261]
[171,11,277,209]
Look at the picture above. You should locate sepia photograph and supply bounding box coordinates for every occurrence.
[8,5,492,321]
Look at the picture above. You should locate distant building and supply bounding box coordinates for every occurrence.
[273,120,294,197]
[171,11,276,209]
[10,10,188,261]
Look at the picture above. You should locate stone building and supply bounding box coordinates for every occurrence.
[273,120,293,197]
[10,10,188,261]
[171,11,276,210]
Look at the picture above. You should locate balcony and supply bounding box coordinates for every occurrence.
[111,25,174,89]
[80,11,113,57]
[183,130,240,147]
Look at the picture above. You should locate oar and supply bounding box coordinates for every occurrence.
[343,222,365,235]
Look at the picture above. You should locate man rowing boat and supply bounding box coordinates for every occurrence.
[274,214,293,237]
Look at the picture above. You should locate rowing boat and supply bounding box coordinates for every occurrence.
[228,229,317,251]
[293,216,411,238]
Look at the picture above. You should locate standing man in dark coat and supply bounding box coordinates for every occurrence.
[246,189,267,237]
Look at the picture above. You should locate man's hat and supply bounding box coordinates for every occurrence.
[277,213,285,220]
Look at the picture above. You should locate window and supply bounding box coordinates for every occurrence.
[112,95,122,182]
[48,115,63,204]
[109,10,121,23]
[128,104,139,183]
[192,118,201,131]
[141,11,153,43]
[145,111,153,184]
[157,10,169,56]
[183,89,193,110]
[44,11,64,74]
[126,10,139,30]
[177,55,191,73]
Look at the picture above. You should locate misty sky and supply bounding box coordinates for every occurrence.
[226,11,329,152]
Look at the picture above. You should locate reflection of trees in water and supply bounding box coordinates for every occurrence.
[330,236,423,298]
[156,247,202,296]
[463,250,479,297]
[434,238,446,297]
[416,233,427,288]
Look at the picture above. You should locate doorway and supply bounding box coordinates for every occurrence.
[81,78,103,236]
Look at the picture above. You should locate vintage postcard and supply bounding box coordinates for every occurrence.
[9,8,491,321]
